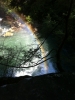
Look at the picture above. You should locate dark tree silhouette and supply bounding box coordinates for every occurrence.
[56,0,73,72]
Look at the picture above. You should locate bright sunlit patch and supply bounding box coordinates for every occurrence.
[0,7,48,77]
[0,18,2,21]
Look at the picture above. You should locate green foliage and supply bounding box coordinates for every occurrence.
[38,14,57,37]
[25,15,33,24]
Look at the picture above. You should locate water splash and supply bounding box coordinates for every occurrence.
[0,8,48,77]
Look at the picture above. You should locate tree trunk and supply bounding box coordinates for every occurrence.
[56,0,73,72]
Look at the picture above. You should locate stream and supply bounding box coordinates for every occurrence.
[0,7,58,77]
[0,16,51,77]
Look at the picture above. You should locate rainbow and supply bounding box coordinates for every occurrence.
[0,5,48,72]
[26,24,48,71]
[13,11,48,71]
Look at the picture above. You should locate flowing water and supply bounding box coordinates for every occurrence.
[0,6,58,77]
[0,14,48,77]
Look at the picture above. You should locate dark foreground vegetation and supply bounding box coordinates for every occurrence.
[0,72,75,100]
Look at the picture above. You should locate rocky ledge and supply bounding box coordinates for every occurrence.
[0,72,75,100]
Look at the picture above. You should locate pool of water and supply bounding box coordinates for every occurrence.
[0,7,56,77]
[0,24,48,77]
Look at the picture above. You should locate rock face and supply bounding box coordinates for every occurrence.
[2,31,13,37]
[0,73,75,100]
